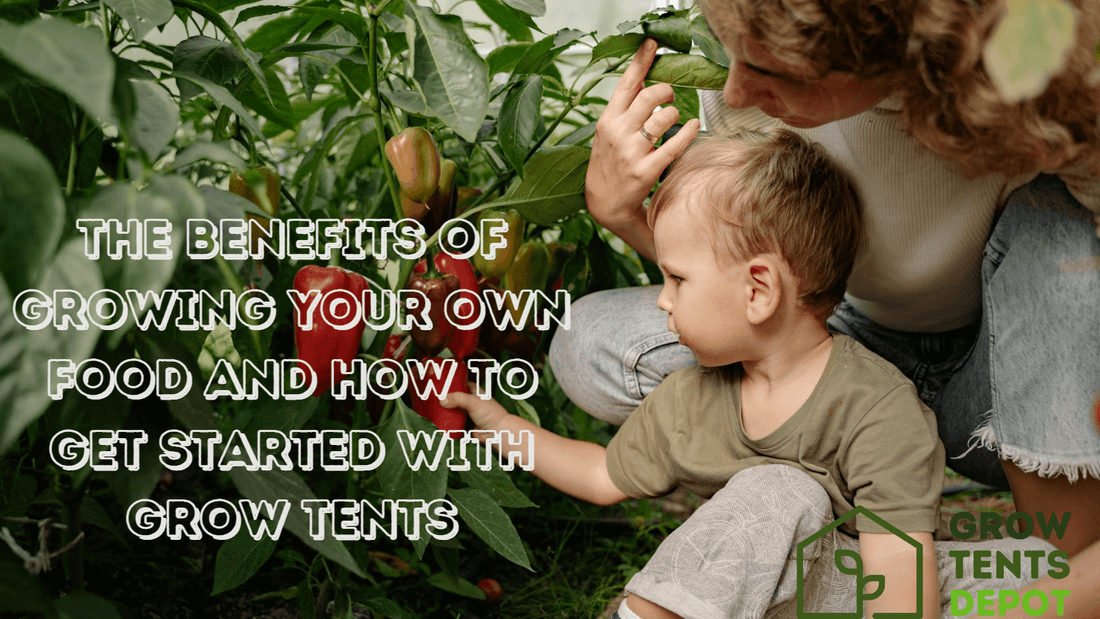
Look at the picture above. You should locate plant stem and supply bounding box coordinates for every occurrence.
[62,496,84,592]
[523,57,630,164]
[214,254,264,358]
[367,12,403,220]
[313,577,331,619]
[281,184,307,218]
[370,0,396,16]
[65,136,78,197]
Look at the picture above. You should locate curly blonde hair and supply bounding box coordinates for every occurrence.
[704,0,1100,179]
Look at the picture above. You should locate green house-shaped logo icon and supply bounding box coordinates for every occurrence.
[795,506,924,619]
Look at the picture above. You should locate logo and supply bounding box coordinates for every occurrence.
[795,506,923,619]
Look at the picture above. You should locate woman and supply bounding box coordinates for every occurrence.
[549,0,1100,558]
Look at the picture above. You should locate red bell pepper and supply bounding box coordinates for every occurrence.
[293,265,368,397]
[411,358,468,437]
[414,253,480,359]
[405,271,459,357]
[382,334,409,362]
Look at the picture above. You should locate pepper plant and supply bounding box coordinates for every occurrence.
[0,0,728,614]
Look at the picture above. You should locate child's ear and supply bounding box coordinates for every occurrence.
[744,257,782,325]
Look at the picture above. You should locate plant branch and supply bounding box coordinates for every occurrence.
[367,11,403,219]
[281,184,307,218]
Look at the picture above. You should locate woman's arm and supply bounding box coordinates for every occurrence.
[586,38,699,263]
[440,391,630,506]
[859,531,939,617]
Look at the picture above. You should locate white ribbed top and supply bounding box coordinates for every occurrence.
[700,90,1100,332]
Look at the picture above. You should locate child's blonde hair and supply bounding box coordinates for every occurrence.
[647,130,862,320]
[700,0,1100,180]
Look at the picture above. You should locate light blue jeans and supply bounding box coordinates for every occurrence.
[549,175,1100,488]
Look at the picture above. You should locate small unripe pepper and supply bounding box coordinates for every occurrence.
[425,158,457,236]
[456,186,483,214]
[385,127,440,203]
[474,209,522,277]
[411,358,468,436]
[414,253,480,359]
[405,270,459,357]
[229,167,280,255]
[293,265,369,397]
[502,240,550,329]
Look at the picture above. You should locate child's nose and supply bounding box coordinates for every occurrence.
[656,285,673,313]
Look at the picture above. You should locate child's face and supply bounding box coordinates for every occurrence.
[653,203,751,367]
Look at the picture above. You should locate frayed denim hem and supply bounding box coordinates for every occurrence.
[965,422,1100,483]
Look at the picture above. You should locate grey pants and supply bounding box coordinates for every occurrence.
[622,465,1055,619]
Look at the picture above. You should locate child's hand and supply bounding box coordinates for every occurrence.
[440,390,510,430]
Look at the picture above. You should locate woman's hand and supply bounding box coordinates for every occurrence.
[440,389,509,431]
[587,39,700,233]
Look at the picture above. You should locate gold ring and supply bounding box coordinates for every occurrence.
[639,127,659,144]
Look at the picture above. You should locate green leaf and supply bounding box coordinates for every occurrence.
[0,279,24,448]
[55,591,120,619]
[80,495,130,547]
[172,36,248,104]
[134,335,216,429]
[0,470,35,517]
[0,547,57,617]
[670,86,699,125]
[475,0,536,42]
[447,487,531,570]
[512,35,557,75]
[78,176,201,347]
[552,28,587,48]
[172,71,264,140]
[501,145,590,225]
[0,129,64,292]
[406,3,490,142]
[0,0,37,24]
[0,18,114,122]
[380,86,430,116]
[235,4,290,24]
[245,14,310,54]
[0,58,74,180]
[296,29,353,105]
[230,468,365,578]
[128,79,179,160]
[1,239,103,455]
[377,399,448,504]
[103,0,173,43]
[645,53,727,90]
[458,443,537,508]
[690,15,729,68]
[294,7,365,41]
[242,396,318,437]
[501,0,544,17]
[240,65,295,128]
[425,573,487,599]
[171,141,246,171]
[212,533,277,595]
[984,0,1076,102]
[498,75,542,177]
[514,398,541,427]
[486,42,531,75]
[642,12,693,54]
[590,33,645,64]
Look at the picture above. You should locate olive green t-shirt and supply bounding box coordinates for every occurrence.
[606,334,945,536]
